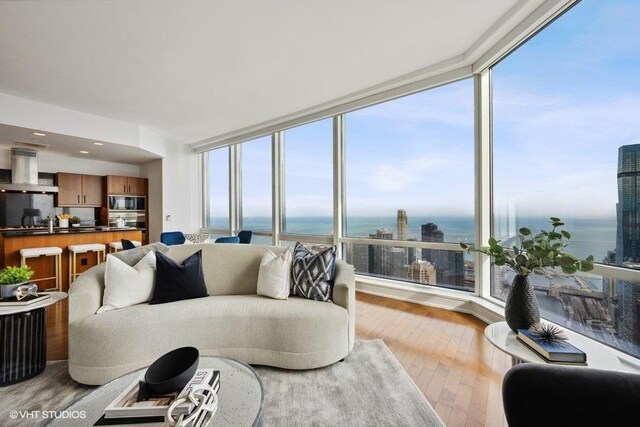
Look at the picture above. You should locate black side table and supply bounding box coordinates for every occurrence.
[0,292,67,386]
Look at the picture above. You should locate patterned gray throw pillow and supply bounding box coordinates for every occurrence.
[291,242,336,302]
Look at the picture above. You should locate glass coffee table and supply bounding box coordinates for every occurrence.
[48,356,264,426]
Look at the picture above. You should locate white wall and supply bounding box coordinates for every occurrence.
[139,130,201,241]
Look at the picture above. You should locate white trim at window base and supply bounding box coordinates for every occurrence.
[340,236,464,252]
[355,275,640,373]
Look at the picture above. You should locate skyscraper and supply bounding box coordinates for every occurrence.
[615,144,640,345]
[421,222,464,288]
[406,260,437,285]
[616,144,640,264]
[397,209,408,241]
[368,229,393,276]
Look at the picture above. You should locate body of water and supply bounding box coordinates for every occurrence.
[231,215,617,262]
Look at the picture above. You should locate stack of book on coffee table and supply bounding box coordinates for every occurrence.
[95,368,220,426]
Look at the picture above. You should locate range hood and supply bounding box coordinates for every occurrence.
[0,148,58,193]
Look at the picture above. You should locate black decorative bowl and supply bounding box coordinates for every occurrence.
[144,347,199,394]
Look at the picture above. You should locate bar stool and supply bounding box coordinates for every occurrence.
[19,246,63,292]
[108,240,141,253]
[68,243,106,284]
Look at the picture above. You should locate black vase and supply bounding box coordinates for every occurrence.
[505,274,540,332]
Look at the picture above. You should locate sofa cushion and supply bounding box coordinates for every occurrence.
[291,243,336,302]
[257,248,292,300]
[150,250,208,304]
[98,251,156,314]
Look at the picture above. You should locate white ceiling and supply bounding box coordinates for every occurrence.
[0,0,535,145]
[0,123,161,165]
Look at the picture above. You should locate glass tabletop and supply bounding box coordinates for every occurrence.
[48,356,264,427]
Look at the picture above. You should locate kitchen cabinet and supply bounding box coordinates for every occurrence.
[55,173,104,207]
[106,175,147,196]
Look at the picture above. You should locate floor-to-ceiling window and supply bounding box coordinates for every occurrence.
[241,136,273,244]
[199,0,640,361]
[491,0,640,358]
[282,118,333,243]
[343,79,475,290]
[205,147,230,232]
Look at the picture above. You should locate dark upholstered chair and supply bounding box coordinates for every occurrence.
[160,231,186,246]
[237,230,253,244]
[502,363,640,427]
[120,239,137,250]
[214,236,240,244]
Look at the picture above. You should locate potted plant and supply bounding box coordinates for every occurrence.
[57,213,71,228]
[70,216,82,227]
[0,265,34,299]
[460,217,595,332]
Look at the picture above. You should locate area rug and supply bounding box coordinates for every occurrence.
[0,340,444,426]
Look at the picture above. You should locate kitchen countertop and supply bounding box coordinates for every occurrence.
[0,227,142,237]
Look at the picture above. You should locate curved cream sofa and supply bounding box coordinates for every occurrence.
[68,243,355,385]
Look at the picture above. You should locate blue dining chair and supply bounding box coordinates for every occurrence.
[160,231,186,246]
[214,236,240,244]
[237,230,253,244]
[120,239,137,250]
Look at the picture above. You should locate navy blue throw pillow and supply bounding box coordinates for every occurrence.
[150,250,208,304]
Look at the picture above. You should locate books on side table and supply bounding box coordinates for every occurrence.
[95,368,220,426]
[516,328,587,365]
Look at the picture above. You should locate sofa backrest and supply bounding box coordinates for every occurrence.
[167,243,287,295]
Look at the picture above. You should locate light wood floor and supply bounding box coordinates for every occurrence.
[46,292,510,426]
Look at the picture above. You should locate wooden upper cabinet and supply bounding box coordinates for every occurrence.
[55,173,104,207]
[82,174,104,206]
[56,173,83,206]
[127,177,146,196]
[106,175,147,196]
[107,175,128,195]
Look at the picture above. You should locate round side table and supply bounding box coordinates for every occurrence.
[0,291,68,386]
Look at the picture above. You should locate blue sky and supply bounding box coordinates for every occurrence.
[212,0,640,222]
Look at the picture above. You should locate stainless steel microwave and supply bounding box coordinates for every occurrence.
[108,195,145,211]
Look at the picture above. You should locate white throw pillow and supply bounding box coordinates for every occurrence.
[97,251,157,313]
[257,249,292,300]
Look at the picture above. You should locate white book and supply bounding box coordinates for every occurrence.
[105,368,219,419]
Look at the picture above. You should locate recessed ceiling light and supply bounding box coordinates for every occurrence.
[93,142,104,146]
[79,150,89,154]
[33,132,46,137]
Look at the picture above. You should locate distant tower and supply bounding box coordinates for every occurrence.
[406,260,437,285]
[615,144,640,346]
[397,209,408,241]
[616,144,640,264]
[368,229,393,276]
[421,222,464,287]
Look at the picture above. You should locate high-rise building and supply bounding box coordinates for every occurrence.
[397,209,408,241]
[352,243,369,274]
[390,247,408,279]
[368,229,393,276]
[406,260,437,285]
[614,144,640,346]
[421,222,464,288]
[616,144,640,264]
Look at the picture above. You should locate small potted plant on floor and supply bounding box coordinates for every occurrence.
[0,265,34,299]
[70,216,82,227]
[460,217,595,332]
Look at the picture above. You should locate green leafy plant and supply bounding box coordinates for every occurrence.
[70,216,82,224]
[0,265,34,284]
[460,217,595,276]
